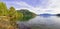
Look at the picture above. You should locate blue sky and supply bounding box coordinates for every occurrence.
[1,0,49,8]
[1,0,48,7]
[1,0,60,14]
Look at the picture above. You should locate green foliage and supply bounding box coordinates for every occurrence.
[9,7,23,21]
[0,2,8,16]
[9,7,16,17]
[17,9,36,21]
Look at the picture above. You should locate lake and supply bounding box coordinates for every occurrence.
[17,16,60,29]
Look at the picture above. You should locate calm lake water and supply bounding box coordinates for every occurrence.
[17,16,60,29]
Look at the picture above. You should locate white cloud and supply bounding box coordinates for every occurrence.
[46,0,60,14]
[14,0,60,14]
[15,1,49,14]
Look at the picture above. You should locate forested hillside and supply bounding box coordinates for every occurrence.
[17,9,36,21]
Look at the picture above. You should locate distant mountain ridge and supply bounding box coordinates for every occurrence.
[38,14,56,16]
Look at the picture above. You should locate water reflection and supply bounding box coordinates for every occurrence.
[17,16,60,29]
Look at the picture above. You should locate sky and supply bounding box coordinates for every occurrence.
[1,0,60,14]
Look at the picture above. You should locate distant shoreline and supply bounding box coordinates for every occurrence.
[37,14,60,16]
